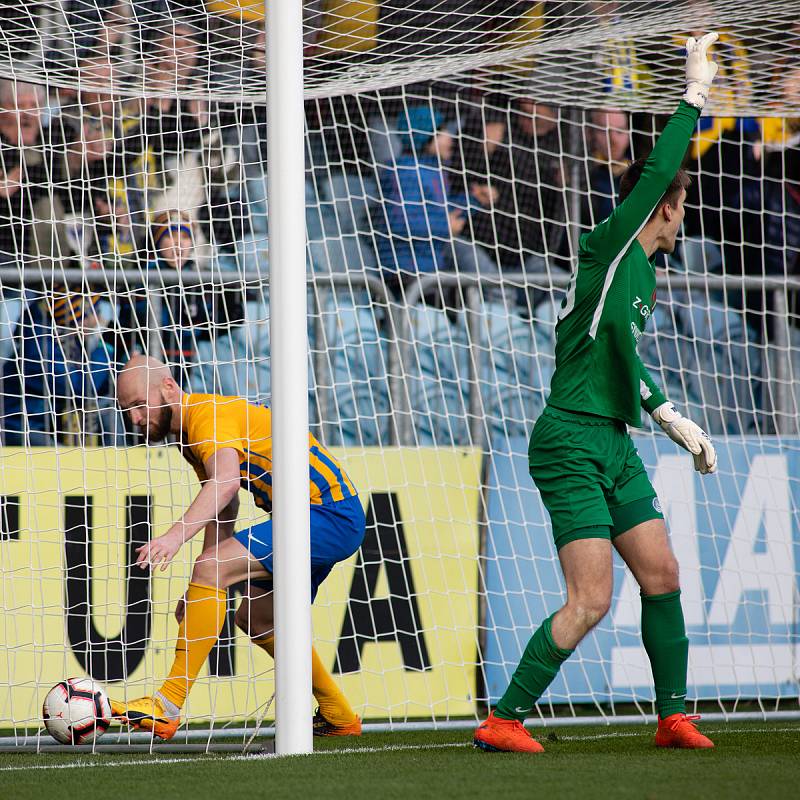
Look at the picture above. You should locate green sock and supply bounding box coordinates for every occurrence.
[495,614,573,721]
[641,589,688,718]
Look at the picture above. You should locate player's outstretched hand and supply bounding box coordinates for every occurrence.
[136,529,183,571]
[683,32,719,110]
[652,402,717,474]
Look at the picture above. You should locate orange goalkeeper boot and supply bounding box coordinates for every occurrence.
[110,695,180,741]
[473,711,544,753]
[312,708,362,737]
[655,713,714,749]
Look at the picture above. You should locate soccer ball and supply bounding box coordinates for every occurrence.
[42,678,112,745]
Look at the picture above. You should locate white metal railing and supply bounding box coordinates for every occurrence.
[1,268,796,442]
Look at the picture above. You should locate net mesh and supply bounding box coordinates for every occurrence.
[1,1,800,111]
[1,1,799,745]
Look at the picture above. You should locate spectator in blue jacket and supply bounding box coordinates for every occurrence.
[1,290,116,445]
[376,104,497,292]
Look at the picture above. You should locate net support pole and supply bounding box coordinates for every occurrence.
[772,286,793,435]
[266,0,313,756]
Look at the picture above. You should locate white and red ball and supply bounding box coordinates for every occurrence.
[42,678,112,745]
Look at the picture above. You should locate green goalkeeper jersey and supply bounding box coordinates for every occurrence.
[547,100,700,427]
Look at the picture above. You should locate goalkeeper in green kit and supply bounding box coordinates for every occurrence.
[474,33,720,754]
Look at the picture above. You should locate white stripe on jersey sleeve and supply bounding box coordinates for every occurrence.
[587,209,658,341]
[557,267,579,322]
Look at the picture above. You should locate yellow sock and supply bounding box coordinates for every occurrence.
[310,645,356,726]
[251,636,356,727]
[159,582,227,709]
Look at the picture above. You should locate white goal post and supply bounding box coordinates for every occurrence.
[266,0,313,757]
[0,1,799,753]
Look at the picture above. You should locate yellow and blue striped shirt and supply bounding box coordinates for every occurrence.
[181,393,357,511]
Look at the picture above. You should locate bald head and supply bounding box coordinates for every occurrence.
[119,354,171,392]
[118,355,183,443]
[0,79,44,147]
[0,79,44,109]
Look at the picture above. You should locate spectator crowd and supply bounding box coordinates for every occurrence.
[0,1,798,448]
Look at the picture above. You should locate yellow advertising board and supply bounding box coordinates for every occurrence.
[0,446,482,728]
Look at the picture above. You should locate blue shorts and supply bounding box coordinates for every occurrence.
[233,495,366,600]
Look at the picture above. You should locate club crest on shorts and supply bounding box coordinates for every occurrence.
[652,497,663,514]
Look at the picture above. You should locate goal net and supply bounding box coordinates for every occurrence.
[1,0,799,748]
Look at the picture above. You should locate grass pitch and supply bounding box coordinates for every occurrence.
[2,721,799,800]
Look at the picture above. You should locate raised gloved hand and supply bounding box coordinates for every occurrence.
[652,402,717,474]
[683,32,719,110]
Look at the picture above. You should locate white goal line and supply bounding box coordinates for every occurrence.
[2,711,800,752]
[3,726,800,770]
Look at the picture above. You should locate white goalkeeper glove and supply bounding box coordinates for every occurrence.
[683,32,719,110]
[652,402,717,475]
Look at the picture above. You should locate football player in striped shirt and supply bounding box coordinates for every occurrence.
[112,355,365,740]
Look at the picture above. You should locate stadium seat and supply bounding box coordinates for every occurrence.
[478,298,556,447]
[317,288,390,446]
[0,289,23,364]
[366,113,402,169]
[641,289,763,435]
[327,172,373,233]
[405,303,471,446]
[307,173,379,273]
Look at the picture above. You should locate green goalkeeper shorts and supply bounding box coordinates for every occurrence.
[529,405,663,550]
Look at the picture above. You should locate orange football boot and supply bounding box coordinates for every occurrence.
[312,708,362,737]
[655,713,714,749]
[473,711,544,753]
[110,696,180,741]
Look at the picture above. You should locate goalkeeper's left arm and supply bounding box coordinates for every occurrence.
[633,33,718,477]
[638,357,717,475]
